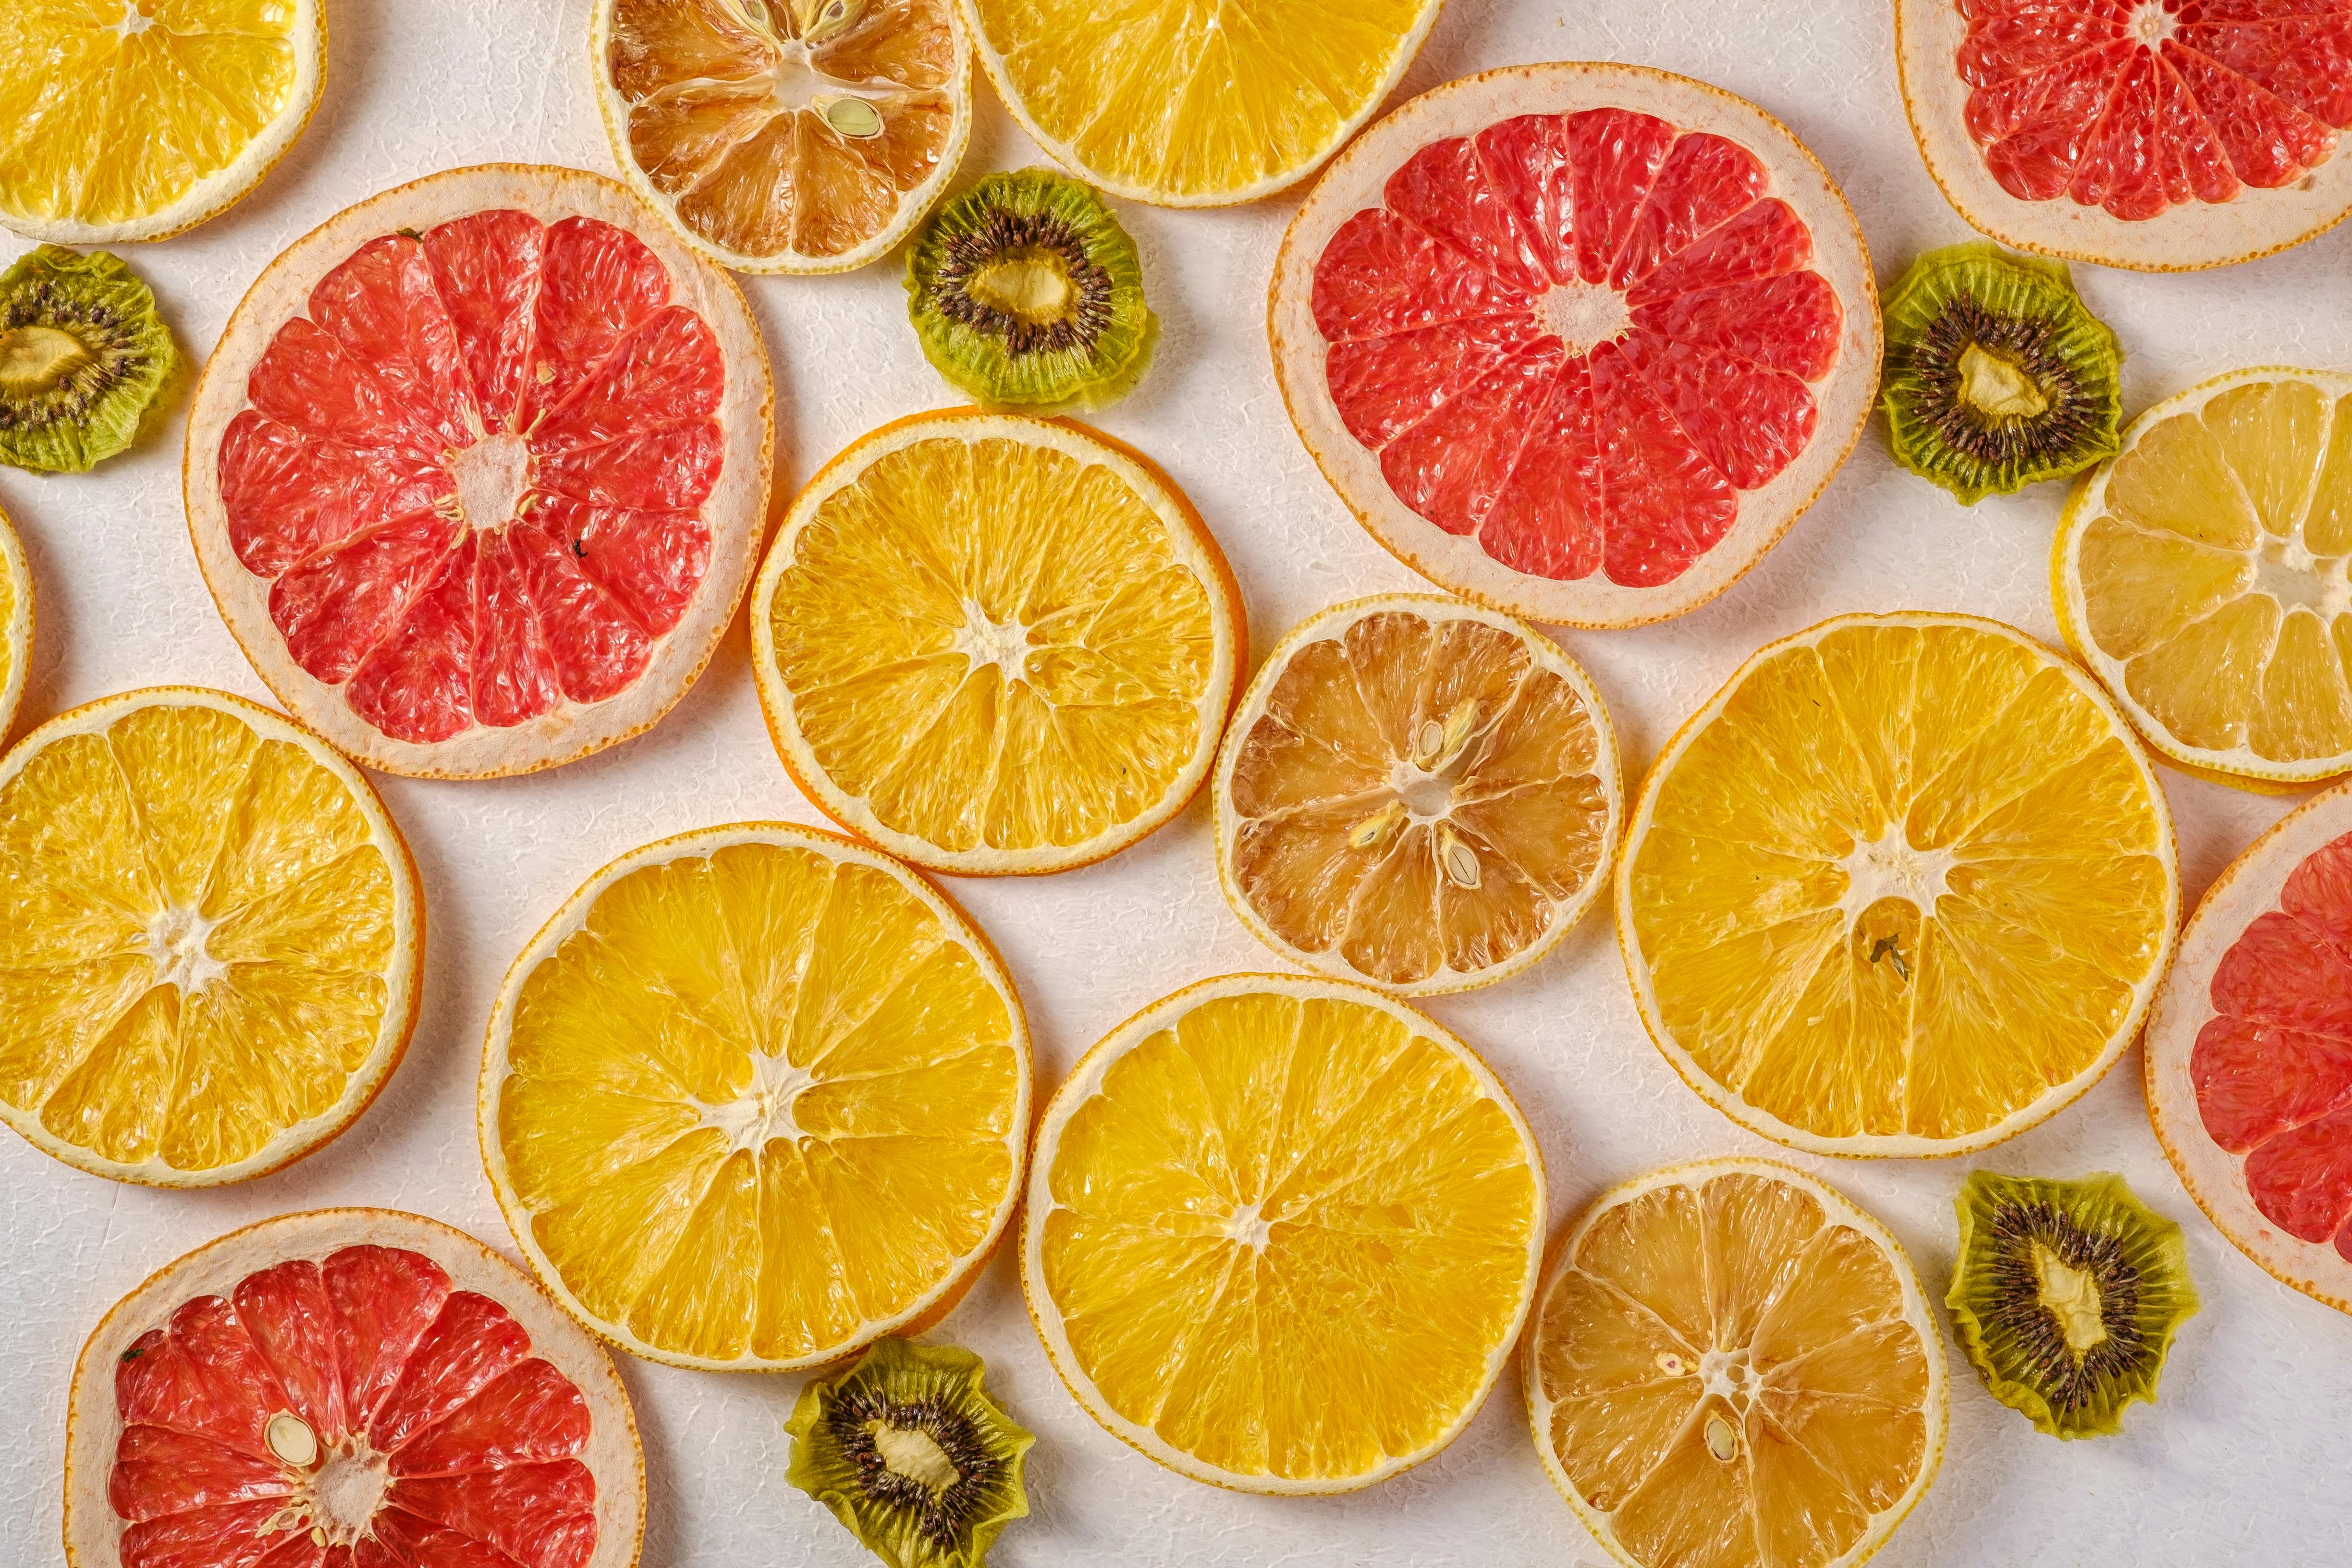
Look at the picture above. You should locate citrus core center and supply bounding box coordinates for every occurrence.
[2031,1242,2109,1353]
[1834,828,1959,928]
[698,1050,819,1154]
[952,602,1033,680]
[968,252,1074,325]
[0,325,91,396]
[448,432,532,529]
[1226,1199,1274,1251]
[1957,343,2049,421]
[1539,282,1630,355]
[2253,538,2349,616]
[866,1421,960,1490]
[2130,1,2178,46]
[146,905,226,993]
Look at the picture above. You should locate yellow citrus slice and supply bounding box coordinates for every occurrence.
[1021,972,1545,1492]
[0,687,422,1185]
[751,408,1243,875]
[592,0,970,274]
[0,0,325,244]
[1213,594,1621,995]
[480,821,1030,1371]
[2055,367,2352,790]
[1617,612,2178,1156]
[960,0,1444,206]
[0,506,30,743]
[1526,1159,1947,1568]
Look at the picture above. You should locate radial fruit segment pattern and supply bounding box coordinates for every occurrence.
[1311,108,1845,589]
[108,1243,598,1568]
[1955,0,2352,220]
[216,211,725,745]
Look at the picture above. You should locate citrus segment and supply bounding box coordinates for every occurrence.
[481,823,1029,1371]
[1213,595,1620,994]
[0,688,420,1186]
[594,0,970,273]
[1617,613,2178,1156]
[0,0,324,244]
[186,165,774,778]
[1526,1161,1946,1568]
[752,409,1241,875]
[961,0,1442,206]
[1020,974,1545,1492]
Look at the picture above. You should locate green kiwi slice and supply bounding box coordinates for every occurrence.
[785,1336,1033,1568]
[1946,1171,2198,1439]
[1880,241,2122,505]
[0,246,181,474]
[906,168,1157,414]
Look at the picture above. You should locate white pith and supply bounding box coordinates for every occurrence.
[1540,282,1630,355]
[447,432,533,532]
[143,904,228,994]
[264,1437,390,1547]
[948,602,1033,679]
[1833,829,1960,930]
[695,1048,820,1156]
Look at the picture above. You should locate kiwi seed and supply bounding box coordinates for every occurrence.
[0,245,181,475]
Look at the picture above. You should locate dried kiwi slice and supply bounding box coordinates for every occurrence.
[906,168,1156,414]
[1880,241,2121,505]
[785,1336,1033,1568]
[1947,1171,2198,1439]
[0,246,180,474]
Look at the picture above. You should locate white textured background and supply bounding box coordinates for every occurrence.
[4,2,2351,1565]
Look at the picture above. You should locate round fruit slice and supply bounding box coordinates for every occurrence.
[1618,612,2179,1157]
[0,0,324,244]
[2056,368,2352,790]
[64,1208,644,1568]
[1525,1159,1946,1568]
[591,0,970,274]
[751,409,1242,875]
[0,506,30,741]
[184,163,775,779]
[481,822,1030,1371]
[1213,594,1621,995]
[2145,778,2352,1312]
[961,0,1442,207]
[1270,62,1880,629]
[0,687,422,1186]
[1897,0,2352,271]
[1021,973,1545,1493]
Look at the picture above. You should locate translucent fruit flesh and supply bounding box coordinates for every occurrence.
[1626,620,2173,1146]
[605,0,959,262]
[495,838,1021,1364]
[1532,1171,1936,1568]
[215,211,724,746]
[1225,607,1610,987]
[0,700,399,1175]
[1311,107,1843,587]
[107,1243,599,1568]
[1036,988,1541,1483]
[1955,0,2352,220]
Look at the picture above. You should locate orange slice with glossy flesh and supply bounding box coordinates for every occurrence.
[593,0,970,273]
[1213,594,1621,995]
[1526,1159,1946,1568]
[64,1208,645,1568]
[0,506,29,743]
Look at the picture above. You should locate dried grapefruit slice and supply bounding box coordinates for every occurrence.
[1270,63,1879,629]
[64,1208,644,1568]
[184,164,775,779]
[1898,0,2352,270]
[0,506,29,743]
[2146,780,2352,1312]
[591,0,970,274]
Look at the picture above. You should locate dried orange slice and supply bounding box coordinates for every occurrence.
[1213,594,1620,994]
[1526,1159,1946,1568]
[593,0,970,273]
[64,1208,645,1568]
[0,506,29,743]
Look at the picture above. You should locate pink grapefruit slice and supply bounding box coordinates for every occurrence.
[184,164,775,778]
[64,1208,645,1568]
[1898,0,2352,270]
[2146,780,2352,1312]
[1269,63,1880,629]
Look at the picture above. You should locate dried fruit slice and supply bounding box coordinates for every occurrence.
[0,507,28,742]
[591,0,970,274]
[63,1208,644,1568]
[481,822,1029,1371]
[0,0,325,244]
[751,409,1242,875]
[0,688,421,1186]
[2145,778,2352,1312]
[1271,62,1880,629]
[2055,368,2352,790]
[1213,594,1621,995]
[184,163,775,779]
[1897,0,2352,270]
[1021,973,1545,1493]
[1617,612,2179,1156]
[1525,1159,1946,1568]
[0,246,183,474]
[962,0,1442,206]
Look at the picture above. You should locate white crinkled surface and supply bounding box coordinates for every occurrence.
[4,1,2350,1565]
